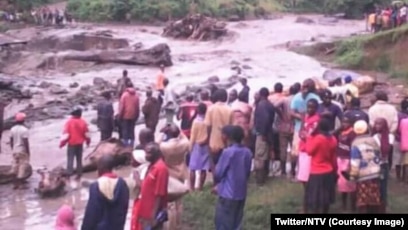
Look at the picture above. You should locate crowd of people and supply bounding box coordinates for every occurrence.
[3,65,408,229]
[0,7,72,26]
[367,3,407,33]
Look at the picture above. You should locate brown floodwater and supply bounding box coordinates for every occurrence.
[0,15,364,229]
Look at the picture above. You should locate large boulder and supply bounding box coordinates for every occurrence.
[295,16,315,24]
[28,31,129,52]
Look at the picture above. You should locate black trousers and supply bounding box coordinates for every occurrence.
[121,119,135,141]
[100,129,113,142]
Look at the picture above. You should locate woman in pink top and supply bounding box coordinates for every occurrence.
[399,112,408,182]
[231,92,253,147]
[297,98,320,213]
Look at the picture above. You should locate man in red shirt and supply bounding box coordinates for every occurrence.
[118,82,140,147]
[131,142,169,230]
[59,106,90,179]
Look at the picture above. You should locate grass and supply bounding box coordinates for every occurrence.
[334,26,408,79]
[182,176,408,229]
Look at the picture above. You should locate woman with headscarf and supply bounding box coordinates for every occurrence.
[55,204,76,230]
[349,120,383,213]
[230,91,253,147]
[305,118,337,214]
[372,117,394,212]
[334,115,357,212]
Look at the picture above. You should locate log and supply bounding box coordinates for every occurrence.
[52,43,172,67]
[163,14,228,41]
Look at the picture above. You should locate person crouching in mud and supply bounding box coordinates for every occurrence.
[10,113,30,190]
[59,106,91,180]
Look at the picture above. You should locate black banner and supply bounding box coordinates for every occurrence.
[270,214,406,229]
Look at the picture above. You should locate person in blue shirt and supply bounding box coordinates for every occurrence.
[290,79,321,173]
[214,125,252,230]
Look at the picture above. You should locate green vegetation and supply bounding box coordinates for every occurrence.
[182,177,408,229]
[64,0,392,22]
[66,0,284,22]
[334,25,408,79]
[284,0,390,18]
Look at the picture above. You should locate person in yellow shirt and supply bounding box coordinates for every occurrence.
[344,76,359,103]
[368,12,376,32]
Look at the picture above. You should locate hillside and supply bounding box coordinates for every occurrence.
[296,26,408,80]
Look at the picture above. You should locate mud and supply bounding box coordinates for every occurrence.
[0,14,366,229]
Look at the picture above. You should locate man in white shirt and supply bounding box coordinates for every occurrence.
[162,78,177,123]
[10,112,30,189]
[368,91,398,133]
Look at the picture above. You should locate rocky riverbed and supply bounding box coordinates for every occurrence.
[0,14,370,229]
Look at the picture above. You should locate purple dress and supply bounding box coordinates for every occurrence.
[188,117,211,171]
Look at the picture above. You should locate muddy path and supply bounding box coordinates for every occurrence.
[0,15,366,229]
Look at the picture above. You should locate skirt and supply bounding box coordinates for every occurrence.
[296,152,311,182]
[189,143,210,171]
[392,141,408,166]
[305,172,336,210]
[337,157,356,193]
[356,179,381,207]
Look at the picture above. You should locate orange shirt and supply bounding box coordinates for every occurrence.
[156,72,165,90]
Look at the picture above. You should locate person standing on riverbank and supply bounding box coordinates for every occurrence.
[59,106,90,180]
[117,70,131,99]
[177,94,197,138]
[238,78,250,103]
[253,87,275,185]
[131,142,169,230]
[162,78,177,124]
[368,91,398,134]
[290,79,320,179]
[10,112,30,190]
[200,90,212,108]
[156,64,166,99]
[159,125,189,230]
[82,155,129,230]
[189,103,211,191]
[205,89,233,172]
[118,82,140,147]
[344,98,369,124]
[395,98,408,182]
[142,89,161,134]
[214,125,251,230]
[97,91,114,141]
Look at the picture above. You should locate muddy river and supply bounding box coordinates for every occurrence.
[0,15,364,229]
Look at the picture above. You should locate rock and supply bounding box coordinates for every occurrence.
[162,14,228,41]
[133,42,143,50]
[243,58,251,62]
[207,76,220,83]
[318,17,339,25]
[242,64,252,70]
[38,81,53,89]
[295,16,315,24]
[28,32,130,52]
[49,85,68,95]
[230,60,240,65]
[93,77,107,87]
[69,82,79,88]
[43,43,173,67]
[228,15,241,22]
